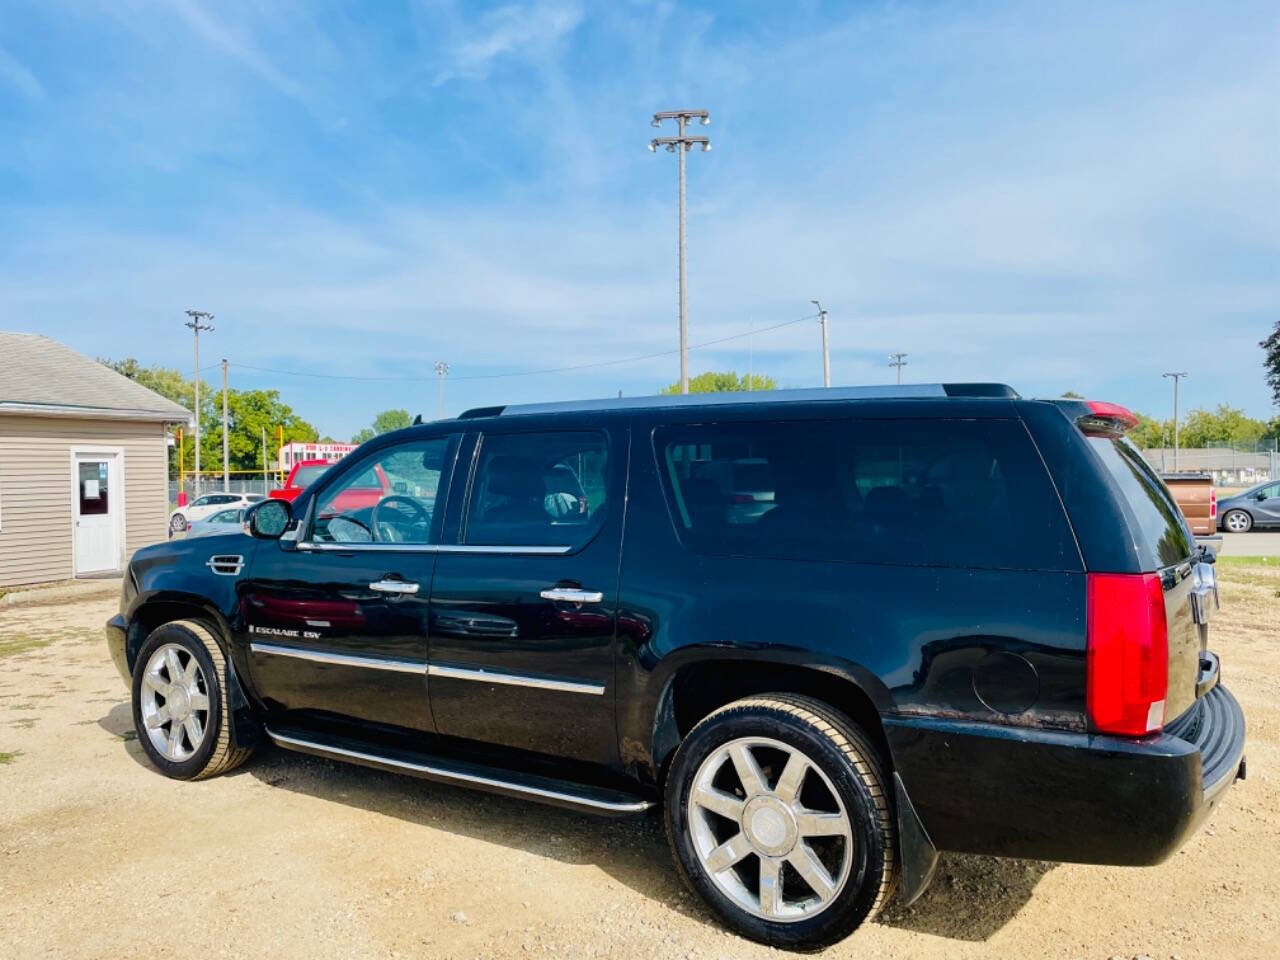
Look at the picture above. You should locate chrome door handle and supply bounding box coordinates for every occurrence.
[370,579,420,594]
[540,587,604,604]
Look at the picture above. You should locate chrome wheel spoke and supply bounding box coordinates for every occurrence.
[183,715,204,748]
[787,844,836,902]
[772,751,808,805]
[183,657,200,685]
[189,691,210,712]
[758,858,781,917]
[796,811,848,837]
[144,705,169,728]
[704,833,753,873]
[693,785,745,823]
[729,743,768,797]
[165,648,184,683]
[166,722,185,760]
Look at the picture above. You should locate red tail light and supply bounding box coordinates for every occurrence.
[1210,487,1217,519]
[1086,573,1168,736]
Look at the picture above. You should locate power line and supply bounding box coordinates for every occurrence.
[222,314,817,384]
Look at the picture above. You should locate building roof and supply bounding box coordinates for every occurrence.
[0,332,192,422]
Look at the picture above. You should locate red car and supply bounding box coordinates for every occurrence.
[270,459,391,510]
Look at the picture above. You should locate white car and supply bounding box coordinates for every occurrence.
[169,492,262,535]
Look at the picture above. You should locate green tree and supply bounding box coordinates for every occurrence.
[660,371,777,394]
[1129,413,1171,449]
[1262,320,1280,407]
[1179,404,1270,449]
[1060,390,1084,398]
[351,408,413,445]
[100,358,319,473]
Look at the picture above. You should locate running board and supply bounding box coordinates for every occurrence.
[264,726,655,816]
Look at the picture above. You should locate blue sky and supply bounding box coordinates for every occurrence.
[2,0,1277,439]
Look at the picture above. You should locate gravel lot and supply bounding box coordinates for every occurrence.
[1,568,1277,960]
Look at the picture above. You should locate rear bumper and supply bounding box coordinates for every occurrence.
[886,684,1246,866]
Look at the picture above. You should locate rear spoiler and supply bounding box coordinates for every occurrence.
[1051,399,1139,437]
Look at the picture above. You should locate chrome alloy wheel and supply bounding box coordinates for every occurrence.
[139,643,211,762]
[687,736,854,922]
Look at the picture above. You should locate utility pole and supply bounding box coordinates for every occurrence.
[184,310,214,497]
[261,426,268,495]
[434,361,449,419]
[221,359,230,492]
[650,109,710,394]
[1163,371,1188,470]
[889,352,908,384]
[811,300,830,387]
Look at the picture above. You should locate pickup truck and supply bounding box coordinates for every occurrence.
[267,459,335,504]
[1161,472,1217,538]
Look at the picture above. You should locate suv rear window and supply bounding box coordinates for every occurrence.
[655,418,1079,570]
[1086,436,1192,569]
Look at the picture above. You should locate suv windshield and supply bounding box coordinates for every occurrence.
[1087,436,1192,569]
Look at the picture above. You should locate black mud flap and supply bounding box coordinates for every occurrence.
[894,771,939,906]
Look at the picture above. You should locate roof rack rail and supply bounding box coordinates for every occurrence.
[456,383,1017,420]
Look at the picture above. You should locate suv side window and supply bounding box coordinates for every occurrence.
[463,431,608,548]
[655,418,1078,571]
[311,437,455,544]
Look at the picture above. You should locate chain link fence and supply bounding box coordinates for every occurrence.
[1140,448,1278,487]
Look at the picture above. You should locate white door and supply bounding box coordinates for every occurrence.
[73,454,119,574]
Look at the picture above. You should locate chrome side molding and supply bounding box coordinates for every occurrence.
[427,662,605,696]
[248,642,425,675]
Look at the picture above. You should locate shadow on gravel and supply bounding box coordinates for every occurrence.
[97,703,1055,942]
[876,854,1056,940]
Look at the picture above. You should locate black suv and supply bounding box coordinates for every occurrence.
[106,384,1245,950]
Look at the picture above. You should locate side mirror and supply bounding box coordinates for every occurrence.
[1255,491,1268,501]
[245,499,292,540]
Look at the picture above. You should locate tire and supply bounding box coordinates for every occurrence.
[1222,509,1253,534]
[131,620,254,781]
[169,513,187,534]
[665,694,897,951]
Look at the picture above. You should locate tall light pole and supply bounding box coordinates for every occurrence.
[810,300,830,387]
[220,358,230,492]
[1163,371,1188,470]
[650,108,710,394]
[889,352,908,384]
[434,361,449,419]
[184,310,214,496]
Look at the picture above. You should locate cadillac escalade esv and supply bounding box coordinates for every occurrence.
[105,384,1245,950]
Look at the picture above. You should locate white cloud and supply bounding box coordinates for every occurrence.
[0,45,45,102]
[428,0,584,85]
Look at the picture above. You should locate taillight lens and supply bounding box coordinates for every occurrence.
[1086,572,1168,736]
[1210,487,1217,519]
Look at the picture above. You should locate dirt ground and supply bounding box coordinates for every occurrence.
[2,568,1277,960]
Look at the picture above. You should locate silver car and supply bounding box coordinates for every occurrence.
[182,506,246,539]
[1218,480,1280,533]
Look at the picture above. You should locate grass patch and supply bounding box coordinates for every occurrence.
[0,635,54,660]
[0,750,20,765]
[118,730,137,742]
[1215,556,1275,566]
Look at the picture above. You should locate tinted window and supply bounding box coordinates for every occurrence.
[291,464,329,487]
[464,431,608,547]
[1086,437,1191,568]
[655,418,1077,570]
[311,437,454,544]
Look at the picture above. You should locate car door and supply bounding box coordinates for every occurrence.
[1254,482,1280,526]
[426,425,625,765]
[239,433,461,733]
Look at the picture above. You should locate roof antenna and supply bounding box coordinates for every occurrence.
[412,413,423,425]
